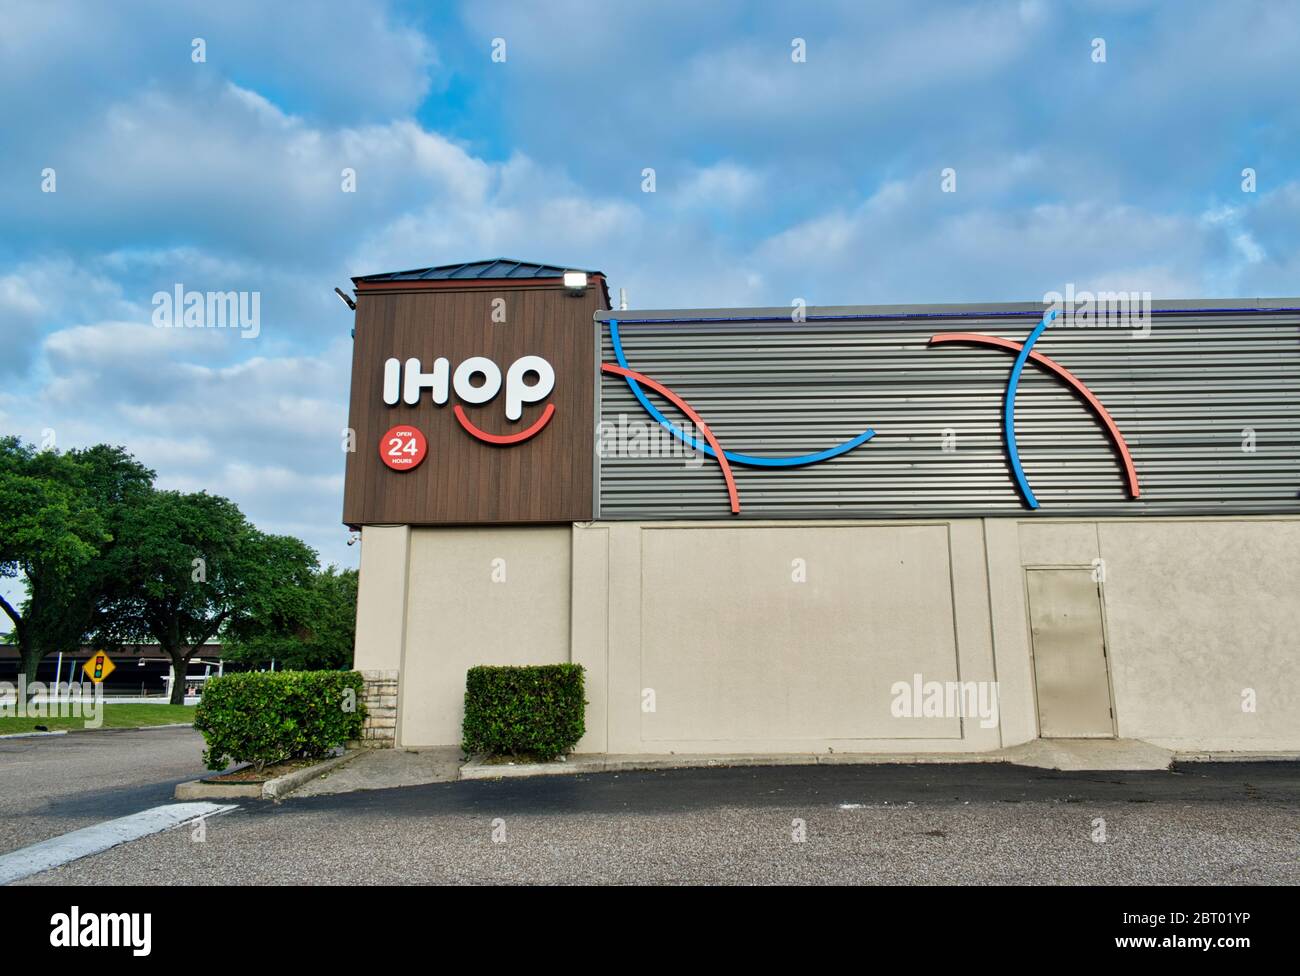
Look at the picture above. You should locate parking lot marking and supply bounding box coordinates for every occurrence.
[0,802,238,885]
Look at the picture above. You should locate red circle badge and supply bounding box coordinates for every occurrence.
[380,424,427,471]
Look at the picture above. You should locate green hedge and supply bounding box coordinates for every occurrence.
[193,670,367,771]
[462,664,586,760]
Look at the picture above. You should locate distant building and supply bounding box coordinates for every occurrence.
[0,643,224,696]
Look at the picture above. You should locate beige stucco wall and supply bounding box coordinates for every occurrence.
[358,516,1300,754]
[355,525,572,747]
[1092,519,1300,752]
[1011,518,1300,752]
[353,525,410,675]
[574,520,1002,754]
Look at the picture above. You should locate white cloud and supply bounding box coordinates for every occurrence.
[0,0,437,124]
[0,260,143,377]
[669,162,765,211]
[0,323,356,579]
[754,179,1230,303]
[4,83,494,270]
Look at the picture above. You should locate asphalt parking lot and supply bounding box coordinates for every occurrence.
[0,726,211,856]
[9,756,1300,885]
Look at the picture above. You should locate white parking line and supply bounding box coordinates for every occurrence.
[0,802,238,885]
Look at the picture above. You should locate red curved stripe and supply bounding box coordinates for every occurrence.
[929,333,1140,498]
[601,362,741,514]
[454,402,555,445]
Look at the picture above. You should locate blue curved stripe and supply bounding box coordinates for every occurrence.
[1003,310,1058,509]
[608,319,875,468]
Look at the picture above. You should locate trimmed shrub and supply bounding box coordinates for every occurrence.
[194,670,366,771]
[462,664,586,760]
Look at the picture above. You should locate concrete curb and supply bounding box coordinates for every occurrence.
[461,756,579,780]
[263,749,361,799]
[68,723,195,735]
[0,724,192,739]
[459,751,1011,781]
[459,740,1291,780]
[174,749,362,801]
[1175,751,1300,763]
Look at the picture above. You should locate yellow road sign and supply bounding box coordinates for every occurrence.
[83,652,116,684]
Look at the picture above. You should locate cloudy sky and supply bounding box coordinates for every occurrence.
[3,0,1298,625]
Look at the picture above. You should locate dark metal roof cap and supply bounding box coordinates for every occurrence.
[353,258,602,283]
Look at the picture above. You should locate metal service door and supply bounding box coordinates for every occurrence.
[1026,569,1115,738]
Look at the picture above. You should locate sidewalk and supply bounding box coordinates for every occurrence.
[460,738,1179,780]
[269,738,1300,797]
[289,746,463,797]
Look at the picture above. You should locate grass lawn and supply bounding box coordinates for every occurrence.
[0,702,195,735]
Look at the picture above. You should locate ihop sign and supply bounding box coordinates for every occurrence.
[381,354,556,448]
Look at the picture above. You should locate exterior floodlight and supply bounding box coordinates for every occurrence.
[334,287,357,310]
[563,271,588,295]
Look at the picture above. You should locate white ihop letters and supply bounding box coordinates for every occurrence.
[383,355,555,421]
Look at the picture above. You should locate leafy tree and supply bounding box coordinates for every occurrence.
[94,489,322,703]
[2,436,333,702]
[223,565,357,671]
[0,437,153,685]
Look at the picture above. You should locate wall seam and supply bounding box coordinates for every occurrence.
[394,526,413,749]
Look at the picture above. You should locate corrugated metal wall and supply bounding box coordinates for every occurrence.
[595,303,1300,519]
